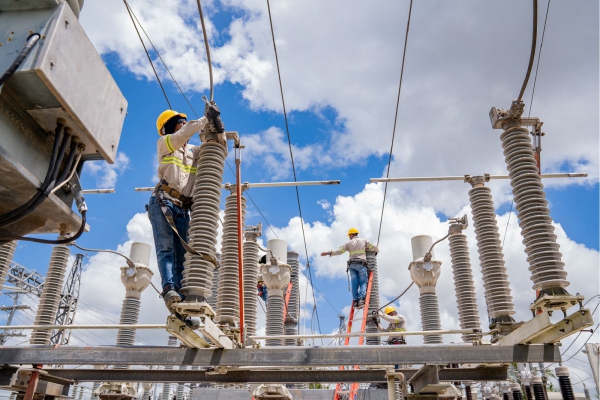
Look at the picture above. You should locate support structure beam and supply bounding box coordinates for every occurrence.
[134,180,340,192]
[0,344,561,366]
[370,173,587,183]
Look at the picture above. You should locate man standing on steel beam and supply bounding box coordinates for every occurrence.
[148,106,223,312]
[321,228,379,308]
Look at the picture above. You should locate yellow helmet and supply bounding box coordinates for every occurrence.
[384,306,396,315]
[156,110,187,136]
[347,228,359,235]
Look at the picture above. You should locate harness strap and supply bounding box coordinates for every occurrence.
[155,190,218,267]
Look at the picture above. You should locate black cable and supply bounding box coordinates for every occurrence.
[265,0,321,335]
[0,211,86,245]
[0,33,41,86]
[123,1,171,109]
[378,282,414,312]
[517,0,539,102]
[195,0,214,101]
[376,0,413,247]
[55,141,79,188]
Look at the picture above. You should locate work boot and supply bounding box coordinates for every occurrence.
[357,298,366,308]
[353,300,359,308]
[164,290,182,312]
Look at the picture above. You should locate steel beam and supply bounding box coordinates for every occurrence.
[40,367,507,383]
[0,344,561,366]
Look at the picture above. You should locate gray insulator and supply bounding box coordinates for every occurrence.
[30,242,70,344]
[113,297,141,370]
[206,253,221,311]
[419,293,442,344]
[77,385,84,400]
[161,336,178,400]
[216,194,246,324]
[243,240,259,336]
[176,366,188,400]
[284,251,300,346]
[9,393,16,400]
[469,183,516,321]
[365,251,380,346]
[182,142,226,300]
[266,295,284,347]
[0,241,16,284]
[500,126,568,291]
[448,234,481,341]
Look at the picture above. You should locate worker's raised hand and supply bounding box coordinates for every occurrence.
[205,101,225,133]
[320,251,330,257]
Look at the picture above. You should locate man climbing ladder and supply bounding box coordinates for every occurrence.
[321,228,379,308]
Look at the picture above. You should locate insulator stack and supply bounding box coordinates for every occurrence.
[115,298,140,346]
[30,240,70,344]
[182,142,226,302]
[419,293,442,343]
[285,251,300,345]
[243,227,261,336]
[0,241,16,284]
[500,126,568,292]
[512,384,523,400]
[555,367,575,400]
[524,385,533,400]
[261,239,291,348]
[504,393,510,400]
[176,366,188,400]
[365,251,380,346]
[532,377,547,400]
[217,192,246,324]
[161,336,178,400]
[468,176,515,323]
[266,295,285,347]
[207,253,221,311]
[465,385,473,400]
[448,233,481,341]
[77,385,84,400]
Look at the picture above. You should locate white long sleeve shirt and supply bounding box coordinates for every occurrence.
[378,312,407,344]
[328,237,379,261]
[156,117,208,197]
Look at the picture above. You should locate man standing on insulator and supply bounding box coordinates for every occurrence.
[320,228,379,308]
[148,105,223,312]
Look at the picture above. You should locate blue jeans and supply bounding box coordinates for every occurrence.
[259,287,268,304]
[148,195,189,292]
[348,263,368,301]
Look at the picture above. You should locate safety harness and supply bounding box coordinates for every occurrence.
[154,182,218,267]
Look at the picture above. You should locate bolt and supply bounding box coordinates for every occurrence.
[50,60,55,68]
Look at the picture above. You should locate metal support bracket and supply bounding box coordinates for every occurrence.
[199,317,234,349]
[165,316,210,349]
[530,293,584,315]
[408,365,441,394]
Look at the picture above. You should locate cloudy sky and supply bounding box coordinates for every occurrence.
[1,0,598,396]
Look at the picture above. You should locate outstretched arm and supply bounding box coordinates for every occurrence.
[157,117,208,157]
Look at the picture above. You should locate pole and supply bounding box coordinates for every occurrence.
[236,150,245,345]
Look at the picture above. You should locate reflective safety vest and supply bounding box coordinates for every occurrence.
[330,237,379,261]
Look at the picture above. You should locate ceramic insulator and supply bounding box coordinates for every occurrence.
[284,251,300,345]
[216,193,246,324]
[365,251,380,346]
[182,142,226,299]
[176,366,187,399]
[448,233,481,341]
[419,293,442,344]
[243,240,259,336]
[207,253,220,311]
[500,126,568,291]
[113,297,141,369]
[161,336,178,400]
[30,242,70,344]
[266,295,284,347]
[0,241,16,284]
[469,182,515,321]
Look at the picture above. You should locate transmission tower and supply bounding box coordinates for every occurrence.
[0,262,45,344]
[50,254,84,346]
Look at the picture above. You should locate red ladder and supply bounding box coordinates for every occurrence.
[282,281,293,323]
[333,271,374,400]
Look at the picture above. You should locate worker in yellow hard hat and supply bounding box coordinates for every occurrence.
[257,275,268,305]
[320,228,379,309]
[148,103,223,312]
[377,305,407,345]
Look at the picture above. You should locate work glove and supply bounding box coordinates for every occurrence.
[205,101,225,133]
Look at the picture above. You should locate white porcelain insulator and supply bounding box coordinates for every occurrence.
[411,235,433,260]
[267,239,287,263]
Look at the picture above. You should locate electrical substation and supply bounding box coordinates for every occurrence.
[0,1,598,400]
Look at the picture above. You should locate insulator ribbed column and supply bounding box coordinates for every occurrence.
[465,385,473,400]
[448,233,481,341]
[266,295,284,347]
[285,251,300,345]
[182,142,226,302]
[532,377,547,400]
[217,193,246,324]
[206,253,220,311]
[524,385,533,400]
[420,293,442,343]
[30,240,70,344]
[243,237,259,336]
[512,384,523,400]
[500,126,568,292]
[161,336,178,400]
[556,367,575,400]
[0,241,16,284]
[115,298,140,346]
[365,251,380,346]
[176,366,188,400]
[468,177,515,323]
[77,385,84,400]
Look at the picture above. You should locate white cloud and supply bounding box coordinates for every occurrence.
[83,152,130,189]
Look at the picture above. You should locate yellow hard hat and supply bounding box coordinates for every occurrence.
[384,306,396,315]
[156,110,187,136]
[257,276,264,283]
[347,228,359,235]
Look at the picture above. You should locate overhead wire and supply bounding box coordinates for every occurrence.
[517,0,539,102]
[265,0,322,342]
[376,0,414,247]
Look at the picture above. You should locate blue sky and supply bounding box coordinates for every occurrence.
[1,0,598,395]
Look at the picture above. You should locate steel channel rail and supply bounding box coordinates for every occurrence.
[134,180,341,192]
[370,173,587,183]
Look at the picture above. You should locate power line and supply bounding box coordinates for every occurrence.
[376,0,414,247]
[265,0,322,339]
[517,0,539,102]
